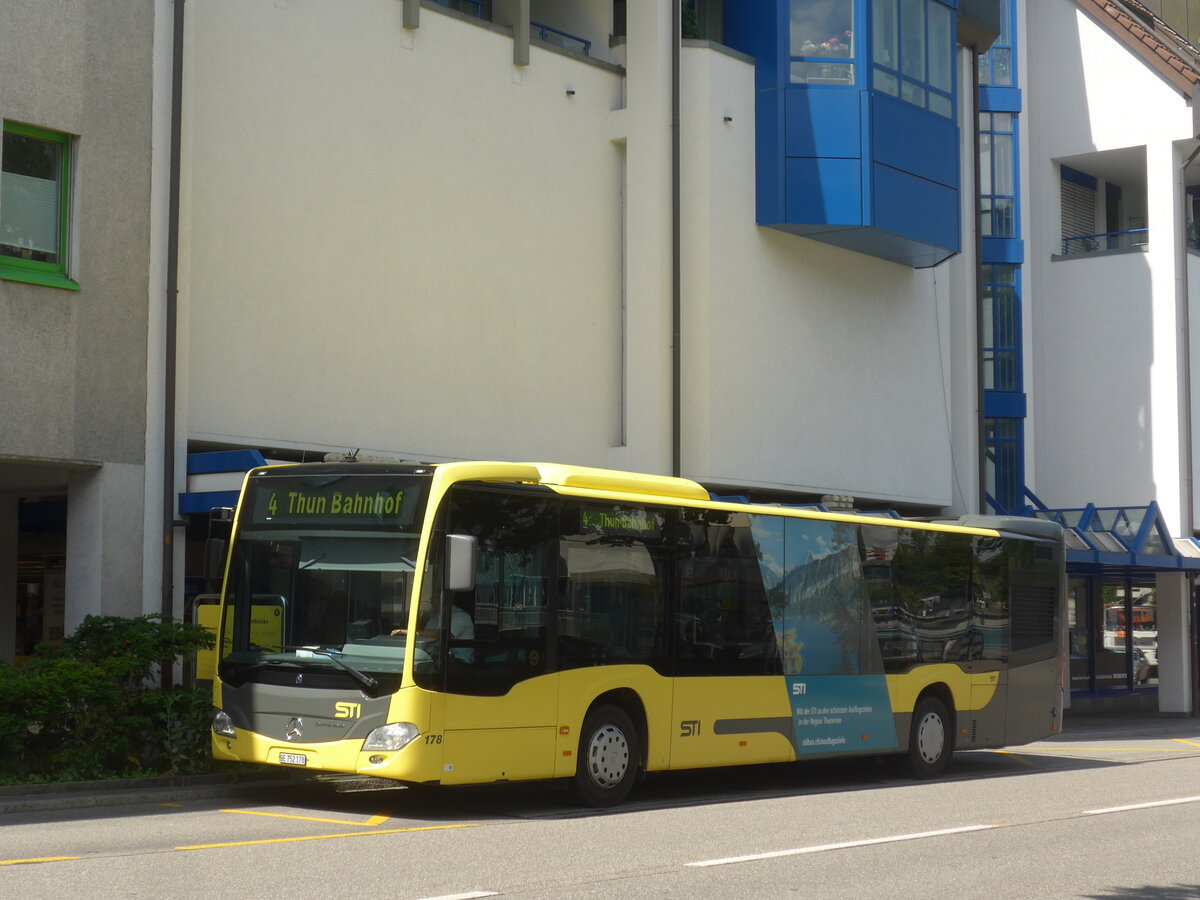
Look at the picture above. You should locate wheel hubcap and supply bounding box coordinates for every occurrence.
[585,724,629,789]
[917,712,945,764]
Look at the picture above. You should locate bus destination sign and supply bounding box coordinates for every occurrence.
[250,476,420,527]
[580,505,662,538]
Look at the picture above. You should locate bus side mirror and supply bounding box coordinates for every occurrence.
[204,538,227,582]
[445,534,476,592]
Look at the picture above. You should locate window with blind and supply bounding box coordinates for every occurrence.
[1060,166,1097,255]
[1,121,77,290]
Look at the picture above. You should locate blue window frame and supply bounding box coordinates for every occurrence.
[980,111,1018,238]
[984,417,1023,514]
[977,0,1014,86]
[871,0,955,117]
[981,264,1021,392]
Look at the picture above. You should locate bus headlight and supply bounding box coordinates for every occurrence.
[212,710,237,738]
[362,722,419,751]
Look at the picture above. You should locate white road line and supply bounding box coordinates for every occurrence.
[415,893,499,900]
[1083,796,1200,816]
[685,824,997,868]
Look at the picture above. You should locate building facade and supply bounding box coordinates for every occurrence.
[3,0,1199,714]
[0,0,168,661]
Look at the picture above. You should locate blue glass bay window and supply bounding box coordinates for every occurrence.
[726,0,979,269]
[871,0,954,117]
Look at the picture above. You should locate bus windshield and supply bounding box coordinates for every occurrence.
[217,470,431,691]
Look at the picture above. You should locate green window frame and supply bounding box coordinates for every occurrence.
[1,121,78,290]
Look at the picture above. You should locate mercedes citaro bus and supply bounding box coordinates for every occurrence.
[210,460,1065,806]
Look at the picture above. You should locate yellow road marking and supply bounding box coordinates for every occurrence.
[1173,738,1200,749]
[161,803,183,808]
[222,808,389,827]
[990,750,1037,766]
[179,822,478,850]
[0,857,80,866]
[1023,746,1200,753]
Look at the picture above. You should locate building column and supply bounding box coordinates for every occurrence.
[65,464,148,634]
[1148,140,1188,532]
[609,0,674,476]
[1156,570,1192,714]
[0,496,16,664]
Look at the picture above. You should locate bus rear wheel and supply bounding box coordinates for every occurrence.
[902,695,953,778]
[570,705,639,807]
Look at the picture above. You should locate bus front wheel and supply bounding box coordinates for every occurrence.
[903,695,953,778]
[571,705,640,807]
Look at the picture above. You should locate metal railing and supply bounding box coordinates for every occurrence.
[530,19,591,56]
[1060,228,1148,256]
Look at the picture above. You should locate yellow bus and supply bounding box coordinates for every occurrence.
[210,460,1065,806]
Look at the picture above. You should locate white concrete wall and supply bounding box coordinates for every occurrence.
[1190,251,1200,526]
[1033,252,1155,507]
[1155,571,1192,714]
[65,464,149,630]
[678,46,963,507]
[182,1,632,468]
[1026,0,1195,527]
[182,0,974,508]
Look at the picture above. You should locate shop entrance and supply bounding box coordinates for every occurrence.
[14,497,67,664]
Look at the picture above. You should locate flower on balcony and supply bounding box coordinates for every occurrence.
[801,30,853,57]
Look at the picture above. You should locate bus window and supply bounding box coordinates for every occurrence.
[422,486,558,696]
[557,500,669,671]
[865,529,973,671]
[778,516,875,676]
[675,508,780,676]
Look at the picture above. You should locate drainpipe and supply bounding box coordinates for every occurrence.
[161,0,186,686]
[671,0,682,478]
[972,51,987,513]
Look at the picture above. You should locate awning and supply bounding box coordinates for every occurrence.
[178,449,267,515]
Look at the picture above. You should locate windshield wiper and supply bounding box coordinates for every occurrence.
[282,645,380,692]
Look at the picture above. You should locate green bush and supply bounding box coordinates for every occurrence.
[0,614,217,784]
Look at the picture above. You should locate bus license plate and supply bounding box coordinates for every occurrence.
[278,752,307,766]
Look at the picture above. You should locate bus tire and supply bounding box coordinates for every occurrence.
[902,695,953,779]
[570,705,640,807]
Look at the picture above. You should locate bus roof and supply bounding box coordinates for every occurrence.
[248,460,1017,538]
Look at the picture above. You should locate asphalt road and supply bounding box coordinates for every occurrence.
[4,724,1200,899]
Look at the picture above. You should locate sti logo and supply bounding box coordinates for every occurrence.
[334,702,362,719]
[679,720,701,738]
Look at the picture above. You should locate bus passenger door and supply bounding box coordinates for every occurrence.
[437,573,559,785]
[433,490,560,786]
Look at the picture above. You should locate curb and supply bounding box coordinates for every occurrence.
[1050,714,1200,742]
[0,773,310,815]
